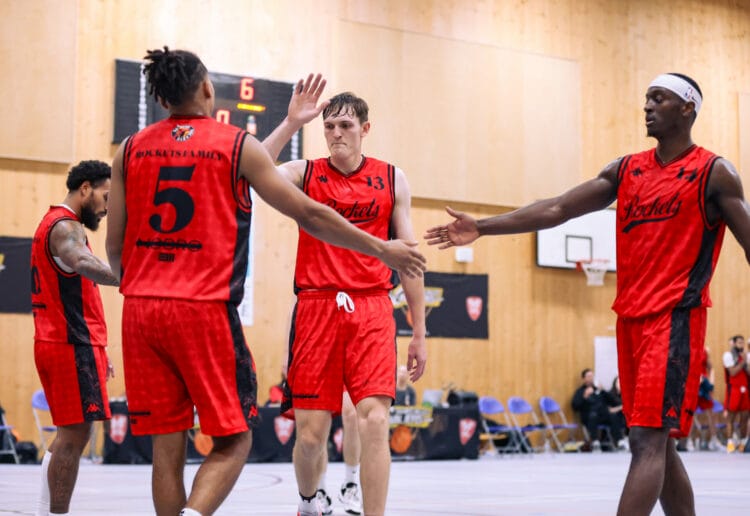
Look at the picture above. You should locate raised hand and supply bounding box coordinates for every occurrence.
[424,206,480,249]
[381,240,426,278]
[287,73,330,125]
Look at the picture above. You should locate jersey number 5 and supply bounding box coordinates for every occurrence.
[149,165,196,234]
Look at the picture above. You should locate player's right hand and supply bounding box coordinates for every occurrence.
[382,240,426,278]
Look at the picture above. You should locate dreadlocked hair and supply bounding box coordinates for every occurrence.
[143,46,207,107]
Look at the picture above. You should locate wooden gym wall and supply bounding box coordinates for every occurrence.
[1,0,749,446]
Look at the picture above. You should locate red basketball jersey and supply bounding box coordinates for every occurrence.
[31,206,107,346]
[120,116,252,303]
[613,146,725,317]
[294,157,395,291]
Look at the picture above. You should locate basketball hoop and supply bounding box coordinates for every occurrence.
[577,259,609,287]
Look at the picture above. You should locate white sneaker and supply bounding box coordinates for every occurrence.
[686,438,695,452]
[338,482,363,515]
[591,440,601,452]
[297,498,323,516]
[315,489,332,516]
[617,438,630,451]
[707,437,725,451]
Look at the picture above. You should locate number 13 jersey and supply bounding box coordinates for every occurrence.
[120,115,252,303]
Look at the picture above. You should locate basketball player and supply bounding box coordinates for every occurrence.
[31,160,118,515]
[426,73,750,515]
[105,48,425,516]
[722,335,750,452]
[263,90,427,516]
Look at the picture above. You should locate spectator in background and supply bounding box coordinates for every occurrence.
[722,335,750,452]
[572,368,624,450]
[395,365,417,406]
[692,345,723,451]
[605,376,628,450]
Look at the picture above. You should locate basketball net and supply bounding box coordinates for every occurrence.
[577,259,609,287]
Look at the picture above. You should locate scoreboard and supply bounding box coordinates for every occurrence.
[113,59,301,162]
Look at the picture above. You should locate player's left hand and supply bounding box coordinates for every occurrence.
[406,335,427,382]
[287,73,330,125]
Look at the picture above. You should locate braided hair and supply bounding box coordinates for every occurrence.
[143,46,207,107]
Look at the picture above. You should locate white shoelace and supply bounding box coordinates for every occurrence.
[336,292,355,313]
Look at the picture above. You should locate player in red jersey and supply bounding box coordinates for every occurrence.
[105,48,425,516]
[30,160,118,515]
[426,73,750,515]
[722,335,750,451]
[263,89,426,516]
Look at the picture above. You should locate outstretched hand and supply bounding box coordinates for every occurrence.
[381,240,426,279]
[424,206,480,249]
[287,73,330,125]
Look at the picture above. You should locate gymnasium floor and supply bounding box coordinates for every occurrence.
[1,452,747,515]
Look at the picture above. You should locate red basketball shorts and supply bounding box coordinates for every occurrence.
[286,290,396,413]
[122,297,258,436]
[34,341,111,426]
[724,383,750,412]
[616,307,706,438]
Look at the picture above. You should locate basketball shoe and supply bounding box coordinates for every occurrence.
[315,489,333,516]
[338,482,363,515]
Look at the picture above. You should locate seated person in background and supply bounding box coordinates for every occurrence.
[572,368,624,450]
[605,376,628,449]
[395,365,417,406]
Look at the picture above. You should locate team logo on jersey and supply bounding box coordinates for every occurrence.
[466,296,483,321]
[459,418,477,445]
[326,198,381,224]
[620,193,682,233]
[171,124,194,142]
[274,416,295,445]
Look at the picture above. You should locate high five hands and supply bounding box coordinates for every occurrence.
[287,73,330,125]
[424,206,481,249]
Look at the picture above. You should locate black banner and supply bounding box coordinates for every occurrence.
[0,237,32,313]
[391,272,488,339]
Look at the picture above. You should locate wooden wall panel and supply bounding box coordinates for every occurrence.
[335,20,581,206]
[2,0,750,445]
[0,1,76,163]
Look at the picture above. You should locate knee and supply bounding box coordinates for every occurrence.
[628,428,667,460]
[358,408,389,438]
[295,427,328,458]
[54,424,92,453]
[213,430,252,456]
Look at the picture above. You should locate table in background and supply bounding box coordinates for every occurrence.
[104,402,479,464]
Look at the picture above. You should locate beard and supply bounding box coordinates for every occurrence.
[80,203,101,231]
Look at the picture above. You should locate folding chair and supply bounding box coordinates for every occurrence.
[32,389,57,455]
[507,396,547,453]
[0,406,19,464]
[539,396,580,452]
[694,398,727,449]
[478,396,524,454]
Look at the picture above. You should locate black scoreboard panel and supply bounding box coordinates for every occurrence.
[113,59,301,162]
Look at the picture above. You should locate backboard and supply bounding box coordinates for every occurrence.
[535,208,616,272]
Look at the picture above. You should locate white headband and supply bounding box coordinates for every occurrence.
[648,74,702,113]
